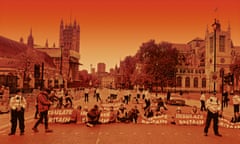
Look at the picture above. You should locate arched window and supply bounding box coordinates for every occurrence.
[177,77,182,87]
[202,78,206,88]
[194,77,198,88]
[185,77,190,88]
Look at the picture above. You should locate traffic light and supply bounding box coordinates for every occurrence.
[223,73,234,86]
[34,64,40,78]
[223,75,229,84]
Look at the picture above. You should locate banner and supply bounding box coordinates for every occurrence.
[99,111,111,123]
[100,102,122,111]
[175,113,204,125]
[140,115,168,124]
[48,109,74,123]
[218,118,240,129]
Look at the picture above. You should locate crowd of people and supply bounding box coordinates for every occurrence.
[4,85,240,137]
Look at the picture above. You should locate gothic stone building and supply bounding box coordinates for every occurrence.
[35,20,81,88]
[0,19,81,91]
[175,19,239,93]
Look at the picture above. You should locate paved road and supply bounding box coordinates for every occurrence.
[0,91,238,144]
[1,122,240,144]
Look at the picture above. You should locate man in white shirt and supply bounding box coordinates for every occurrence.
[232,91,240,122]
[8,89,27,136]
[204,92,222,137]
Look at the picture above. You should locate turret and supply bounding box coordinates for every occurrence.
[27,29,34,48]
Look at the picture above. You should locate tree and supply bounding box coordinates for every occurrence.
[119,56,136,89]
[135,40,178,92]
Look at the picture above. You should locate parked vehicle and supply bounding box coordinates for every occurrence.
[165,95,186,106]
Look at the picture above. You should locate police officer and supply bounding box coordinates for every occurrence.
[204,92,222,137]
[8,89,27,136]
[232,91,240,122]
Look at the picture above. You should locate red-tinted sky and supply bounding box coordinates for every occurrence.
[1,0,240,71]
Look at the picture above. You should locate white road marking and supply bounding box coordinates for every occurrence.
[147,132,151,135]
[95,131,102,144]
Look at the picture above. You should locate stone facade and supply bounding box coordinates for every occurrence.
[175,19,239,93]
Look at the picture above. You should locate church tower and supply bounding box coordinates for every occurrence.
[59,19,80,82]
[205,19,233,92]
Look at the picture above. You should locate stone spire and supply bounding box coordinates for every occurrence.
[27,28,34,48]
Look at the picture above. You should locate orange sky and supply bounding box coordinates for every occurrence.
[1,0,240,71]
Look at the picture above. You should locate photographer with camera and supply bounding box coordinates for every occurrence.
[8,89,27,136]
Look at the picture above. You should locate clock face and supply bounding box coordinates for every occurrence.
[221,58,225,63]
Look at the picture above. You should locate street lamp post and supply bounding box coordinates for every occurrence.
[212,19,218,93]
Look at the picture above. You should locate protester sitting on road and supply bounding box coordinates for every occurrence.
[86,105,101,127]
[64,89,73,108]
[56,88,64,108]
[117,104,128,122]
[109,106,117,123]
[69,105,82,124]
[155,107,166,117]
[191,105,199,114]
[156,97,167,111]
[48,90,59,108]
[127,105,140,123]
[144,107,154,118]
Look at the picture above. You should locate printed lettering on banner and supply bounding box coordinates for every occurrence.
[175,113,204,126]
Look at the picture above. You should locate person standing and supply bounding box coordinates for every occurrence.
[166,90,171,101]
[32,89,53,133]
[200,91,206,111]
[124,90,129,104]
[204,92,222,137]
[84,88,89,103]
[95,88,101,102]
[8,89,27,136]
[222,90,229,108]
[34,96,39,119]
[232,91,240,122]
